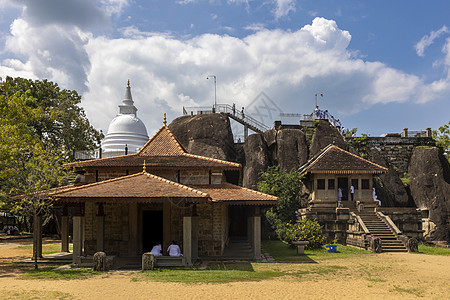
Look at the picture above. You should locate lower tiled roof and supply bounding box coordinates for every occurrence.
[191,183,278,205]
[51,172,209,203]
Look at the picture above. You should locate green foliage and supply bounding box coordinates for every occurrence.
[276,220,326,249]
[416,243,450,256]
[400,172,410,186]
[257,166,304,227]
[348,133,369,156]
[345,128,358,138]
[0,76,103,160]
[433,121,450,162]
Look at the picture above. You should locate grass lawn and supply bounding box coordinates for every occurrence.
[133,241,371,284]
[262,240,371,262]
[416,243,450,255]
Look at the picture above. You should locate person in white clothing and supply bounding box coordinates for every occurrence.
[338,188,343,201]
[372,188,381,206]
[150,242,162,256]
[167,240,183,257]
[350,184,355,201]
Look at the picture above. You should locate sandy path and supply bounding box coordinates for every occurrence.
[0,239,449,299]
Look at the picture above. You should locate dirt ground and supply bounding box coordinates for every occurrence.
[0,237,449,299]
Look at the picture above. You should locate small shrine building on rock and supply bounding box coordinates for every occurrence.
[52,124,277,266]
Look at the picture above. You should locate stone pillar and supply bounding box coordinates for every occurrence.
[61,215,70,252]
[96,203,105,252]
[426,128,432,138]
[73,215,84,265]
[403,128,408,137]
[183,214,198,266]
[252,207,261,259]
[33,214,43,259]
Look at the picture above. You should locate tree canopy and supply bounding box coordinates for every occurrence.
[433,121,450,162]
[0,76,102,211]
[0,77,103,160]
[257,166,304,227]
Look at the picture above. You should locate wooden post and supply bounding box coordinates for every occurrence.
[96,203,105,252]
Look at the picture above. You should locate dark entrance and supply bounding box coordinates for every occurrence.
[142,210,163,253]
[338,177,349,201]
[228,206,247,238]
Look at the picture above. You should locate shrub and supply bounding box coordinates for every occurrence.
[276,219,326,249]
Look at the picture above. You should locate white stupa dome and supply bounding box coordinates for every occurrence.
[101,80,149,158]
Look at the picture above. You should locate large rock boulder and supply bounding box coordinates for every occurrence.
[366,147,410,207]
[309,120,348,156]
[276,129,308,171]
[409,146,450,242]
[243,134,269,189]
[264,129,278,166]
[169,114,236,161]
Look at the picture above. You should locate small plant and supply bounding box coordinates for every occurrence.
[400,172,410,186]
[276,219,326,249]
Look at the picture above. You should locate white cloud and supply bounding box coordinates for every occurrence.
[3,18,91,92]
[273,0,296,20]
[415,26,449,57]
[100,0,130,16]
[1,15,450,135]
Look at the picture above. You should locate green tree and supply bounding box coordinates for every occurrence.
[433,121,450,162]
[257,166,304,230]
[0,76,103,160]
[0,77,101,267]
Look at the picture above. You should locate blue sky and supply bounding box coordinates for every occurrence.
[0,0,449,137]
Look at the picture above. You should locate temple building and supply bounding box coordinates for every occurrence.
[298,145,422,252]
[100,81,149,158]
[51,123,277,267]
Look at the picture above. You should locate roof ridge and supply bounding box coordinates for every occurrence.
[334,145,388,171]
[142,172,209,197]
[137,125,186,156]
[183,153,241,167]
[51,172,143,196]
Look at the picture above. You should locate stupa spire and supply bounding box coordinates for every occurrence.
[119,80,137,116]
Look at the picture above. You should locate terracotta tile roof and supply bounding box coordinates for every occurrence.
[138,126,186,156]
[299,144,388,175]
[67,126,241,170]
[51,172,210,203]
[191,183,278,205]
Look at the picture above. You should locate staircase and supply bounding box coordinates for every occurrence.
[358,211,408,252]
[222,237,254,259]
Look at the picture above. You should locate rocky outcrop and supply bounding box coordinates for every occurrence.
[366,147,410,207]
[409,146,450,241]
[276,129,308,171]
[243,134,269,189]
[310,120,348,156]
[169,114,236,161]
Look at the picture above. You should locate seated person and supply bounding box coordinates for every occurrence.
[150,242,162,256]
[167,240,183,257]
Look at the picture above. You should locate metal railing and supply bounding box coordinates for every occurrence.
[183,104,270,133]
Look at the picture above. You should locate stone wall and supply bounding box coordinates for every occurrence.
[359,137,435,176]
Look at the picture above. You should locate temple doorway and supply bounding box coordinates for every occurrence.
[338,177,349,201]
[142,210,163,253]
[228,206,248,238]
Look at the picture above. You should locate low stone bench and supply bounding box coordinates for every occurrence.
[291,241,310,255]
[155,256,189,268]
